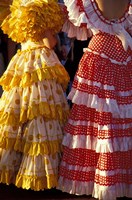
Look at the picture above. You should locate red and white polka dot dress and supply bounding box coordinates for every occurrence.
[58,0,132,199]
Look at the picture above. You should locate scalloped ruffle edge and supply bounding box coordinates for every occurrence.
[0,63,70,91]
[0,171,58,191]
[0,101,70,126]
[16,173,58,191]
[0,136,63,156]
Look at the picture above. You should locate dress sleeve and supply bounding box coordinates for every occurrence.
[61,0,93,40]
[62,0,132,44]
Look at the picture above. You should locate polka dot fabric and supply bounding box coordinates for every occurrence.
[58,31,132,200]
[0,40,70,191]
[88,32,131,62]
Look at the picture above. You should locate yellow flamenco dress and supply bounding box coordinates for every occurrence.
[0,0,70,191]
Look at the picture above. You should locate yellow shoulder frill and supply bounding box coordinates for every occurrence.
[1,0,64,43]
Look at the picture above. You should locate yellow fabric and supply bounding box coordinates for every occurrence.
[1,0,64,42]
[0,136,63,156]
[0,171,14,185]
[0,170,58,190]
[0,149,60,190]
[0,101,69,126]
[0,45,70,91]
[0,63,69,91]
[16,174,58,191]
[0,1,69,190]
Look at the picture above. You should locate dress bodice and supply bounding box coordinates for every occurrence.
[62,0,132,50]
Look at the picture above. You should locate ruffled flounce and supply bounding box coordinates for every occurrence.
[0,43,69,190]
[0,81,69,155]
[0,46,70,91]
[1,0,64,42]
[0,135,63,156]
[0,99,69,122]
[0,45,70,157]
[0,100,69,125]
[58,148,132,199]
[0,65,69,91]
[0,115,65,155]
[0,46,70,124]
[62,0,132,49]
[68,87,132,119]
[0,173,58,191]
[68,51,132,119]
[58,177,132,200]
[61,47,132,152]
[58,177,94,195]
[15,174,58,191]
[63,0,132,34]
[0,149,60,190]
[62,132,132,153]
[62,20,92,40]
[63,86,132,153]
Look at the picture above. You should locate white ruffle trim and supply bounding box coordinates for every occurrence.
[93,182,132,200]
[58,176,132,200]
[68,86,132,119]
[63,0,132,50]
[62,132,132,153]
[58,177,94,195]
[84,48,132,65]
[62,20,92,40]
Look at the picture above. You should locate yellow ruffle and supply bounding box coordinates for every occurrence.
[0,171,58,191]
[0,170,15,185]
[0,111,19,126]
[20,103,69,123]
[0,136,62,156]
[1,1,64,43]
[21,139,63,156]
[16,174,58,191]
[0,63,69,91]
[0,102,69,126]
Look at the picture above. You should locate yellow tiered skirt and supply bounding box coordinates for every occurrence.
[0,42,70,191]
